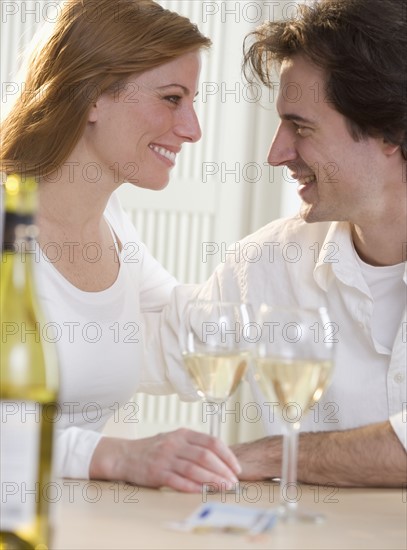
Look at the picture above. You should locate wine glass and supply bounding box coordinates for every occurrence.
[253,304,334,522]
[180,300,253,439]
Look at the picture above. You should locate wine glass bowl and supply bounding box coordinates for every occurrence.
[182,352,248,405]
[180,300,253,438]
[254,304,334,522]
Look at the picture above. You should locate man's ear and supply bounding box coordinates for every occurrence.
[382,137,402,156]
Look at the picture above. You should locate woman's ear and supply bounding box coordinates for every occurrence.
[87,103,98,123]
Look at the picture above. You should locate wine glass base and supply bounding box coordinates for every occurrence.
[278,506,325,524]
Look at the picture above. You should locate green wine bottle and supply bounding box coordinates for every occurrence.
[0,174,59,550]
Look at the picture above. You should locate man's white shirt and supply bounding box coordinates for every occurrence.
[162,217,406,449]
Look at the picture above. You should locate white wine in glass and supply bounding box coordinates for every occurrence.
[254,304,334,522]
[180,300,253,438]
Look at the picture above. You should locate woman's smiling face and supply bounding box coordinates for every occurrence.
[84,51,202,189]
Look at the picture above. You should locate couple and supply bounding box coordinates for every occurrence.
[1,0,405,490]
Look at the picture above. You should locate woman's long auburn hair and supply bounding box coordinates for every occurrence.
[1,0,211,177]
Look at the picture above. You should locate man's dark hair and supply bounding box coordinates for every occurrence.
[244,0,407,159]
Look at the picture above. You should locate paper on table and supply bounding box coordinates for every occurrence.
[167,502,278,535]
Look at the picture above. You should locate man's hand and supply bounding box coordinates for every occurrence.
[232,435,283,481]
[232,421,407,487]
[90,428,241,493]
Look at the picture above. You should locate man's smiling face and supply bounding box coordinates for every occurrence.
[267,55,391,226]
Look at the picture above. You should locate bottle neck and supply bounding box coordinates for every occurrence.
[2,174,38,252]
[2,211,37,252]
[2,212,38,292]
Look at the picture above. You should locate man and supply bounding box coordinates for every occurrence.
[163,0,406,487]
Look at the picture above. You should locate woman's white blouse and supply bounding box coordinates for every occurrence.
[34,192,179,479]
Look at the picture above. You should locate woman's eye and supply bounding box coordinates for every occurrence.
[164,95,182,105]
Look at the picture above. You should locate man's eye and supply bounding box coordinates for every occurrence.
[164,95,182,105]
[295,125,310,137]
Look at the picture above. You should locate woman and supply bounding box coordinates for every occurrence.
[1,0,240,492]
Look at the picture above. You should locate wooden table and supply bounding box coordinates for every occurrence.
[52,480,406,549]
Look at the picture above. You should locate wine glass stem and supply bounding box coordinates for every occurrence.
[280,422,300,517]
[209,401,223,438]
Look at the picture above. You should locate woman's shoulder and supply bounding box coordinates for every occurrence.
[104,191,141,243]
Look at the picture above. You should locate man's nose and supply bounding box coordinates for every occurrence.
[267,123,298,166]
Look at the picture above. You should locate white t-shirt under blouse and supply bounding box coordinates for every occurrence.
[35,192,179,479]
[355,253,405,352]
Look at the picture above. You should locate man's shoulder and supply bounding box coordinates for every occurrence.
[239,216,333,246]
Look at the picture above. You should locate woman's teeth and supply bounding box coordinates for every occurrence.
[149,144,176,163]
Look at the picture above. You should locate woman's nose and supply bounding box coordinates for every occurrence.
[175,107,202,143]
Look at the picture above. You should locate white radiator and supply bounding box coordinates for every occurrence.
[113,206,217,441]
[128,208,215,284]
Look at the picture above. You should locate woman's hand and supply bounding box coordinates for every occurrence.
[89,428,241,493]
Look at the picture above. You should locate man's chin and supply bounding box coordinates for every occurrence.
[299,203,317,223]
